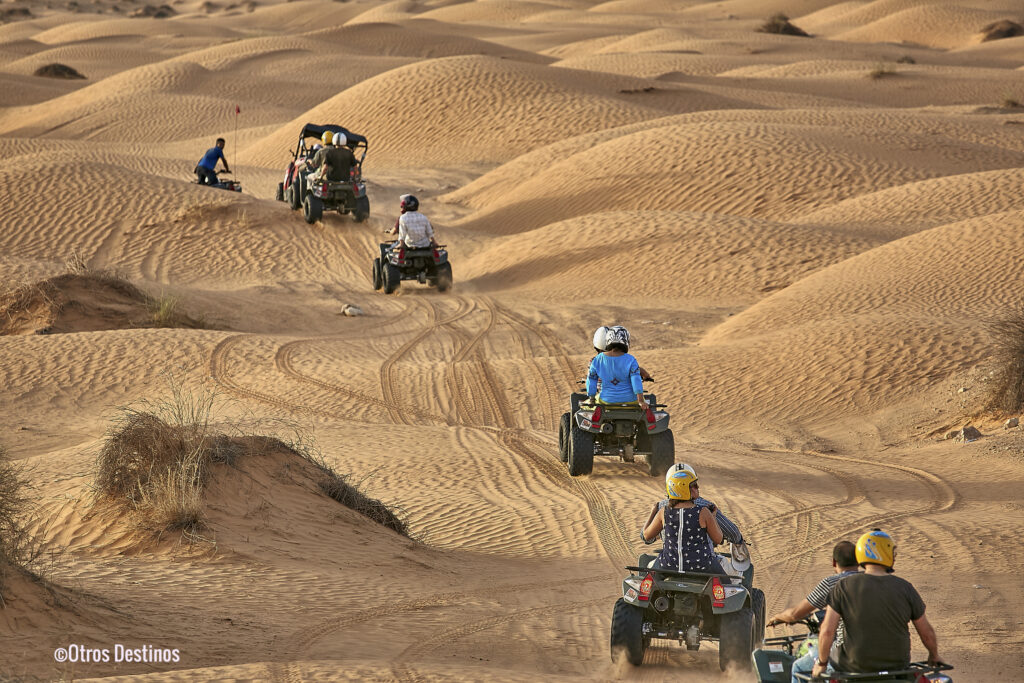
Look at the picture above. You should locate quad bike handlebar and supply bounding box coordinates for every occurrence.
[794,662,953,682]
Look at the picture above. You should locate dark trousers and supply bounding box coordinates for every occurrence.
[196,166,218,186]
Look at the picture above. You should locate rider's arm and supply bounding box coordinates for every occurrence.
[637,365,652,381]
[700,507,724,545]
[585,357,599,398]
[696,497,742,544]
[912,614,942,665]
[816,607,840,665]
[767,599,817,627]
[628,358,645,406]
[218,147,230,172]
[642,508,664,542]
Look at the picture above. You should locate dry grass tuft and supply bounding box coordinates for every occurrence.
[0,447,45,604]
[96,380,408,540]
[895,55,916,64]
[758,13,810,37]
[982,313,1024,415]
[981,19,1023,42]
[868,63,897,80]
[1001,95,1021,109]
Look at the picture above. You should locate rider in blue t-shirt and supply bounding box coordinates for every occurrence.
[195,138,230,186]
[585,326,646,406]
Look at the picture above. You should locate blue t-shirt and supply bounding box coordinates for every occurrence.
[197,146,225,170]
[586,352,643,403]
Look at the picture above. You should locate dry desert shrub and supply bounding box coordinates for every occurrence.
[981,20,1023,42]
[96,381,408,540]
[1001,95,1021,109]
[982,314,1024,415]
[868,63,897,80]
[33,63,86,79]
[895,55,916,64]
[0,447,41,604]
[758,13,810,37]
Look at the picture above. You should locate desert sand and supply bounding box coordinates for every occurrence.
[2,0,1024,680]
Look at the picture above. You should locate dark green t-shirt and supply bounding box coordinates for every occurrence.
[827,573,926,673]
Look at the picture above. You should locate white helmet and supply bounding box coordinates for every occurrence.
[606,325,630,350]
[333,132,347,147]
[592,326,611,351]
[666,463,697,487]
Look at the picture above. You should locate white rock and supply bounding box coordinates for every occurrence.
[1006,417,1020,429]
[953,425,983,443]
[957,387,968,393]
[341,304,364,317]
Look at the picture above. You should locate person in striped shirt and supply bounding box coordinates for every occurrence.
[766,540,859,683]
[385,194,436,249]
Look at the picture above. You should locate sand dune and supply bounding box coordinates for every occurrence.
[240,55,703,168]
[3,1,1023,680]
[459,210,874,305]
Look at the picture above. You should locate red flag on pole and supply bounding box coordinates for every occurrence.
[235,105,240,114]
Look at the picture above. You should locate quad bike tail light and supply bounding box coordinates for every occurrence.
[711,577,725,607]
[396,247,407,265]
[645,406,656,431]
[638,574,654,602]
[432,248,441,263]
[590,406,603,423]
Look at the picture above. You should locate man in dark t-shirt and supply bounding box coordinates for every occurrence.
[813,529,944,679]
[306,132,355,182]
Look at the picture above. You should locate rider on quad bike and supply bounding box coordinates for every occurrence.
[643,463,727,574]
[586,326,647,409]
[592,325,653,381]
[385,194,436,249]
[195,137,231,186]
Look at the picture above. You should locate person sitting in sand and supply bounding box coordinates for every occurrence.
[195,137,230,186]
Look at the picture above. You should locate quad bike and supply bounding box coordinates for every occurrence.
[611,547,766,671]
[276,123,370,224]
[755,614,953,683]
[372,242,452,294]
[192,168,241,192]
[559,379,673,477]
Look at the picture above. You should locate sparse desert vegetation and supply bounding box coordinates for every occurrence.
[95,382,407,541]
[758,13,810,37]
[982,313,1024,415]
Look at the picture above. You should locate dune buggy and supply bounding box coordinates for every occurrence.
[559,380,673,477]
[276,122,370,224]
[612,550,765,671]
[372,242,452,294]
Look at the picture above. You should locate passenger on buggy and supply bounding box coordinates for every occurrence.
[306,130,355,182]
[642,463,727,575]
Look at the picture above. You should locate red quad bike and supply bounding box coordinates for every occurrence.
[192,168,240,192]
[276,123,370,224]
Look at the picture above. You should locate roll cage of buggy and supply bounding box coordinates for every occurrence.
[291,123,367,169]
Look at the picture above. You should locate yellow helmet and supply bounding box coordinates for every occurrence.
[856,529,896,571]
[666,463,697,501]
[321,130,334,146]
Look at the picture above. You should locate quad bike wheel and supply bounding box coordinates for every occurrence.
[383,261,401,294]
[289,177,302,211]
[304,194,323,224]
[353,196,370,223]
[568,421,594,476]
[610,598,646,666]
[372,258,383,291]
[648,429,674,477]
[436,262,453,293]
[750,587,766,647]
[275,182,284,202]
[718,606,756,672]
[558,412,570,463]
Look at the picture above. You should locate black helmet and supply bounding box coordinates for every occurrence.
[400,194,419,212]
